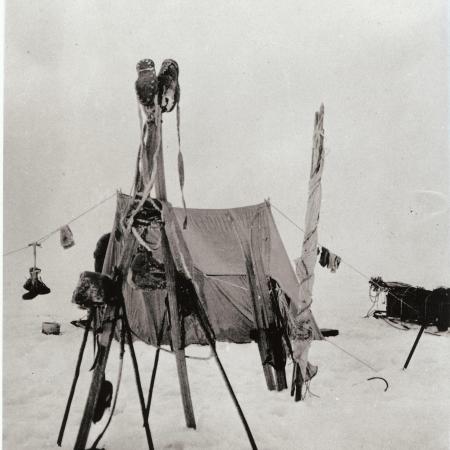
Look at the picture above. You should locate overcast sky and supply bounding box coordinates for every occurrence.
[4,1,449,289]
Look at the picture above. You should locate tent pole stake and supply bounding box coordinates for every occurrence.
[403,324,426,370]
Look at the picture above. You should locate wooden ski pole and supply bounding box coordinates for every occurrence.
[57,309,93,446]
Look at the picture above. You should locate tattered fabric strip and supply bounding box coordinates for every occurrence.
[125,104,163,231]
[177,104,188,228]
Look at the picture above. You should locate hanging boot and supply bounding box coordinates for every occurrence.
[135,59,157,110]
[36,278,51,295]
[157,59,180,113]
[22,287,39,300]
[23,278,33,292]
[23,267,41,290]
[22,267,41,300]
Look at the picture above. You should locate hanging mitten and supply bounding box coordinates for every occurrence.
[60,225,75,249]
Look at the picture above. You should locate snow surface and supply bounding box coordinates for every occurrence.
[3,244,450,450]
[4,1,449,447]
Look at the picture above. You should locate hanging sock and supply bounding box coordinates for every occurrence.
[328,253,341,273]
[318,247,341,273]
[319,247,330,267]
[60,225,75,249]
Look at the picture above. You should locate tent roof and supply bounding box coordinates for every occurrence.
[103,194,318,345]
[172,201,300,302]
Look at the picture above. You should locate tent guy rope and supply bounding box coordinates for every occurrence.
[3,192,117,256]
[270,202,421,316]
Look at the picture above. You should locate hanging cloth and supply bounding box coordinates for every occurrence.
[319,247,330,268]
[60,225,75,249]
[318,246,341,273]
[328,253,341,273]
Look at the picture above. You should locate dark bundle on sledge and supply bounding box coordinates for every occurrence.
[371,277,450,331]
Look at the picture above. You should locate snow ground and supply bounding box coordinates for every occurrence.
[3,250,450,450]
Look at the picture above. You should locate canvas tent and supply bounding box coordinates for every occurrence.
[64,62,324,449]
[101,193,321,365]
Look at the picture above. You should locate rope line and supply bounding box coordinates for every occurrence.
[270,202,421,315]
[146,343,214,361]
[3,245,31,257]
[203,274,249,292]
[325,338,378,372]
[3,192,117,256]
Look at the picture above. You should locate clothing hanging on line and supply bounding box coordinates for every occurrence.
[318,246,341,273]
[60,225,75,249]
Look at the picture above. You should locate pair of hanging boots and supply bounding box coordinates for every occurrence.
[22,268,51,300]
